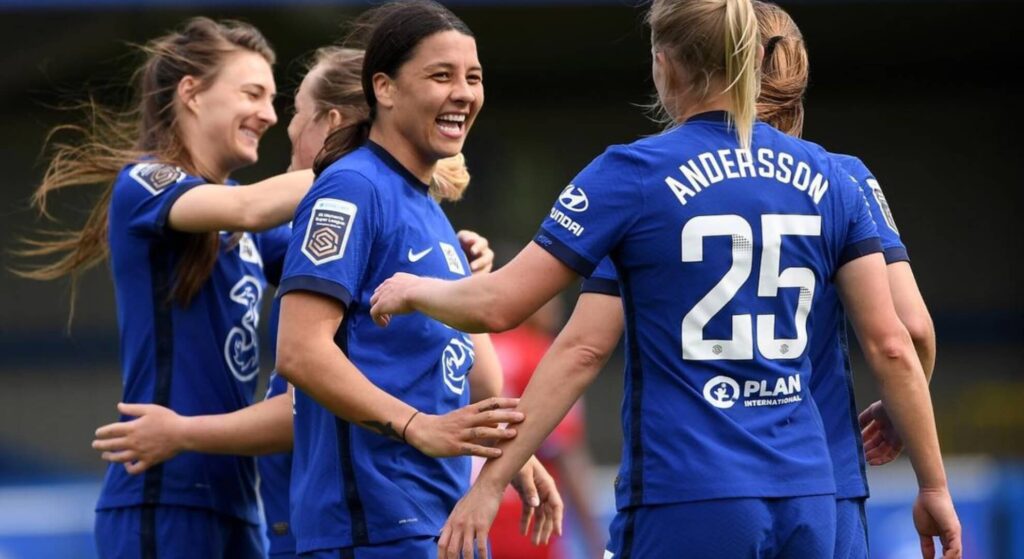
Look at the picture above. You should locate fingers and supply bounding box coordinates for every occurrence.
[459,444,503,459]
[858,405,875,429]
[920,534,936,559]
[465,427,516,441]
[461,530,474,559]
[101,449,137,464]
[116,402,149,417]
[124,460,151,475]
[520,501,536,539]
[941,530,963,559]
[476,397,520,413]
[476,528,489,559]
[437,524,452,559]
[92,437,129,452]
[94,421,130,440]
[469,410,525,427]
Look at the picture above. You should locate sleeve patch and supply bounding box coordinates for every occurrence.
[866,178,899,233]
[439,242,466,275]
[301,197,357,265]
[129,163,187,195]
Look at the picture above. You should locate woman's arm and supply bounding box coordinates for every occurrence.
[276,291,523,458]
[168,170,313,233]
[468,333,503,403]
[437,292,624,559]
[835,253,961,558]
[371,243,578,333]
[92,391,293,474]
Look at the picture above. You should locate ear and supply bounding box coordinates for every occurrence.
[372,72,395,110]
[177,75,202,115]
[326,108,344,130]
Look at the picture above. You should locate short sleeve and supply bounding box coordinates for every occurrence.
[114,162,207,238]
[256,224,293,287]
[533,145,644,277]
[846,158,909,264]
[837,171,883,267]
[278,169,380,309]
[580,257,621,296]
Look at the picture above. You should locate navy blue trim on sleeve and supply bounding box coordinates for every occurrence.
[533,228,595,277]
[839,237,883,267]
[154,180,205,235]
[278,275,353,308]
[581,277,620,296]
[883,247,910,265]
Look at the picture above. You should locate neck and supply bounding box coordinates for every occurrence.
[674,91,733,124]
[368,123,435,185]
[181,124,230,183]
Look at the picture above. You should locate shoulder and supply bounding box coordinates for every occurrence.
[114,161,203,197]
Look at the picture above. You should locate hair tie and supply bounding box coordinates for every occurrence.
[764,35,785,60]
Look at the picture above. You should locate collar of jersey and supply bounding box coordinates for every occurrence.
[685,110,731,124]
[365,140,431,194]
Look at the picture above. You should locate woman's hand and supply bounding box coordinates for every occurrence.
[370,272,426,327]
[860,400,904,465]
[92,402,188,475]
[403,397,524,458]
[458,229,494,275]
[510,455,564,545]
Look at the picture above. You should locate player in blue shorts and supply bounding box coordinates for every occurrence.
[88,44,507,559]
[753,3,939,556]
[273,2,561,557]
[368,0,961,557]
[17,18,321,559]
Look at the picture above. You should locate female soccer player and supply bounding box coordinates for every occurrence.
[88,44,522,559]
[368,0,961,557]
[272,2,561,557]
[752,2,937,557]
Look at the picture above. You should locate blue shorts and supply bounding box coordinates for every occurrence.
[605,495,836,559]
[834,498,868,559]
[94,505,263,559]
[299,536,489,559]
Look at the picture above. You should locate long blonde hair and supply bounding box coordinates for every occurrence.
[15,17,276,315]
[754,1,808,137]
[647,0,760,149]
[307,43,470,201]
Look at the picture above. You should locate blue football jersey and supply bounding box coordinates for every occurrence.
[99,162,271,524]
[258,296,297,555]
[806,154,909,500]
[535,111,881,510]
[277,141,476,552]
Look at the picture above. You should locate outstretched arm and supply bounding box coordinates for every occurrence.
[92,390,293,474]
[276,291,523,459]
[437,292,624,559]
[371,243,578,333]
[836,253,961,559]
[168,170,313,233]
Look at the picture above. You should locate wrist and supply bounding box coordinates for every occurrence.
[403,412,432,451]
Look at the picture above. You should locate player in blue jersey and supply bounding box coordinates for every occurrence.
[89,44,506,559]
[368,0,961,557]
[271,2,561,557]
[17,18,322,559]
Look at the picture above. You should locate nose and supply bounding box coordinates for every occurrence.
[259,99,278,127]
[450,76,476,105]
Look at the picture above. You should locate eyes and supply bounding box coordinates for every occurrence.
[430,71,483,85]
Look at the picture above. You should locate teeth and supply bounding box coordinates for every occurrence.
[241,128,259,139]
[438,114,466,123]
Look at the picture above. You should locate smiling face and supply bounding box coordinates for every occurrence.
[184,50,278,177]
[287,65,335,171]
[378,30,483,167]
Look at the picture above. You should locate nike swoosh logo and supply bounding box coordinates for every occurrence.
[408,247,433,262]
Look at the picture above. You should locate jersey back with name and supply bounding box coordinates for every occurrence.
[100,162,270,523]
[278,143,475,552]
[534,112,881,510]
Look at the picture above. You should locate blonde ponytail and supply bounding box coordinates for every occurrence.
[431,153,470,202]
[723,0,760,150]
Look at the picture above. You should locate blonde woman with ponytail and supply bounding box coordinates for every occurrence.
[369,0,955,557]
[750,3,960,558]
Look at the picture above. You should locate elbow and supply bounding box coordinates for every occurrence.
[865,328,917,375]
[903,311,936,353]
[275,339,308,387]
[480,311,519,334]
[563,340,613,384]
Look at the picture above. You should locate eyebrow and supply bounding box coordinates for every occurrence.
[424,62,483,73]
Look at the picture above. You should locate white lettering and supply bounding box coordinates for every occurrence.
[776,153,794,183]
[736,149,756,178]
[757,148,775,178]
[665,176,697,206]
[719,149,740,179]
[793,162,812,192]
[698,152,724,182]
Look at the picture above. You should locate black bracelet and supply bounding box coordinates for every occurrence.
[401,410,421,443]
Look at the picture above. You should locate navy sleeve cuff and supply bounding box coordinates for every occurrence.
[278,275,354,308]
[581,277,620,296]
[883,246,910,265]
[839,237,883,267]
[533,228,596,277]
[155,180,205,236]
